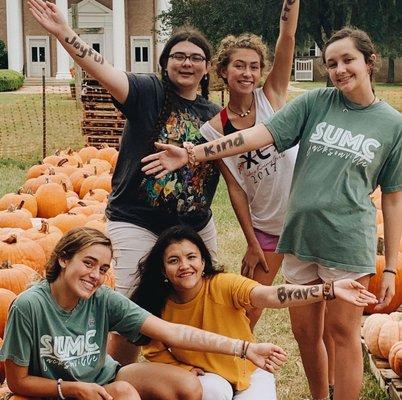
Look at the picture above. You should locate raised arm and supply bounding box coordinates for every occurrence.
[140,315,287,373]
[250,279,378,309]
[375,190,402,311]
[264,0,300,109]
[28,0,128,103]
[141,123,274,178]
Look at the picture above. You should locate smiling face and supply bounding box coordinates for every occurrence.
[166,41,210,97]
[59,244,112,303]
[325,37,373,98]
[163,239,205,301]
[221,48,262,95]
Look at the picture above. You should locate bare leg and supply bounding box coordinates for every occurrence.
[116,362,203,400]
[103,381,141,400]
[107,332,140,365]
[247,252,283,329]
[325,275,370,400]
[288,279,329,399]
[323,307,335,392]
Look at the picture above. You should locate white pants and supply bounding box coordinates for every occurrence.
[199,369,276,400]
[106,218,218,296]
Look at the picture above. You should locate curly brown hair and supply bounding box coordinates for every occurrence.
[214,33,269,83]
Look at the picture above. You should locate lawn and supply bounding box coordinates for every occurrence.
[0,82,398,399]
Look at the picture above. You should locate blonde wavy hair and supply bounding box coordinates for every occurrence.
[214,33,269,83]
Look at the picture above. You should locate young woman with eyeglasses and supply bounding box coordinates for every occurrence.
[29,0,221,366]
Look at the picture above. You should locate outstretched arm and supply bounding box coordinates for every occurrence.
[28,0,128,103]
[375,190,402,311]
[140,315,287,373]
[250,279,378,309]
[141,124,274,178]
[264,0,300,110]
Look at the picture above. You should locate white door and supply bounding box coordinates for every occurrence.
[131,37,152,73]
[27,37,50,77]
[80,33,104,55]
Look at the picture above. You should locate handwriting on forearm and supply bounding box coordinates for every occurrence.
[175,325,229,352]
[65,36,104,64]
[281,0,296,21]
[277,285,320,303]
[203,133,244,158]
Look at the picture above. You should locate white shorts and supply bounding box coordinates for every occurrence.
[106,218,218,296]
[199,368,276,400]
[282,254,370,285]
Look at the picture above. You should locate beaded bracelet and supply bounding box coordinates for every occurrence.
[322,281,336,300]
[383,269,397,276]
[182,141,199,168]
[57,378,66,400]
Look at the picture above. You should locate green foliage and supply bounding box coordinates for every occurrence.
[0,69,24,92]
[0,40,8,69]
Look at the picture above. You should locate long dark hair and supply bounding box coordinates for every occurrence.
[131,225,223,319]
[150,27,213,151]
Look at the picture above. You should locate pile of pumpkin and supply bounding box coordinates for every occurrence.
[0,145,118,398]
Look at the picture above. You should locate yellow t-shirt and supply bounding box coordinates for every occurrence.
[142,273,260,390]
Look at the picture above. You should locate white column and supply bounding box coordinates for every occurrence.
[155,0,171,70]
[6,0,24,73]
[55,0,71,79]
[112,0,126,70]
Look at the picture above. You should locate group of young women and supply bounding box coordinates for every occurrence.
[0,0,400,399]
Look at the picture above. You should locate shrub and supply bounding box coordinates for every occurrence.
[0,40,7,69]
[0,69,24,92]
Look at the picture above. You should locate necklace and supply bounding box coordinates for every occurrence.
[227,94,254,118]
[341,93,377,113]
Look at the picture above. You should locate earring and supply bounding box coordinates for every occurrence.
[164,278,169,283]
[204,75,208,81]
[201,271,205,277]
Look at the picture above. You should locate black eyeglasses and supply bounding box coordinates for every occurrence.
[168,52,206,64]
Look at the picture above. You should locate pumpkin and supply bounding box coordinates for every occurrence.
[26,162,51,179]
[364,238,402,314]
[78,145,99,163]
[97,144,118,164]
[0,261,39,295]
[69,170,91,195]
[83,189,109,203]
[79,175,99,198]
[389,341,402,377]
[110,151,118,171]
[0,288,17,337]
[85,214,107,233]
[103,266,116,288]
[49,213,88,234]
[88,159,112,175]
[35,180,68,219]
[0,235,46,275]
[377,319,402,358]
[0,191,38,218]
[24,221,63,260]
[363,313,391,357]
[0,204,33,230]
[69,202,106,216]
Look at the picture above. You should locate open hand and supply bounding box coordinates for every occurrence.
[334,279,378,307]
[28,0,68,36]
[141,142,189,178]
[247,342,287,373]
[373,271,395,311]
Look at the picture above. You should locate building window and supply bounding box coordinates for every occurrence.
[142,47,148,62]
[92,43,100,53]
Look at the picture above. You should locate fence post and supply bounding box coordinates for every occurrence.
[42,67,46,159]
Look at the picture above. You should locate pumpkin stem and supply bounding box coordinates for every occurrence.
[38,219,50,234]
[17,200,25,210]
[3,235,18,245]
[77,201,87,207]
[377,237,385,255]
[58,158,69,167]
[62,182,68,193]
[0,260,12,269]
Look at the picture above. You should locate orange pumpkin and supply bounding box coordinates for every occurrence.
[389,341,402,377]
[365,239,402,314]
[0,288,17,337]
[85,214,107,234]
[35,181,68,219]
[0,235,46,275]
[49,213,88,234]
[0,192,38,218]
[83,189,109,203]
[0,205,33,230]
[26,162,51,179]
[24,221,63,260]
[0,261,39,295]
[78,145,99,163]
[97,144,118,164]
